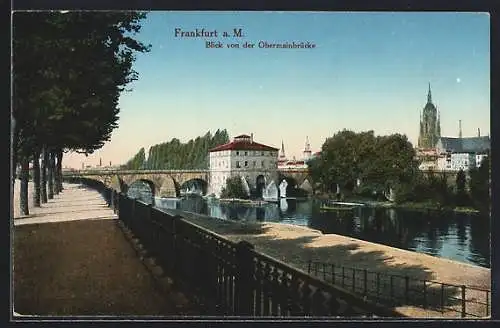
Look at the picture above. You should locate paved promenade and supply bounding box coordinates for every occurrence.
[12,182,195,316]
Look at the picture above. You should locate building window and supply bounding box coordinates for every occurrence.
[261,160,265,167]
[236,151,239,156]
[244,151,248,156]
[253,161,256,167]
[261,151,265,156]
[236,161,241,168]
[244,161,248,167]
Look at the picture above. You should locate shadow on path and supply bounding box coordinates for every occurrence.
[13,219,198,316]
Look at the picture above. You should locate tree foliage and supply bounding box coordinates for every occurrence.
[309,130,419,196]
[12,11,150,215]
[220,176,249,199]
[469,156,490,212]
[134,129,229,169]
[310,129,490,211]
[123,147,146,170]
[455,169,468,205]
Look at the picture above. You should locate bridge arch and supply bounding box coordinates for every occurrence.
[158,176,181,198]
[110,175,127,193]
[126,179,156,204]
[179,178,208,196]
[255,174,266,198]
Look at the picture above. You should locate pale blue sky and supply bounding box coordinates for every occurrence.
[63,11,490,168]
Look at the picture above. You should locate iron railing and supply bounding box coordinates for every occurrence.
[65,177,406,318]
[307,260,490,318]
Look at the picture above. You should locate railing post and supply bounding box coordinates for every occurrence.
[390,275,394,302]
[307,260,311,274]
[461,285,466,318]
[423,280,427,309]
[352,269,356,292]
[110,189,114,210]
[440,284,445,313]
[342,267,345,287]
[486,290,489,317]
[235,240,255,316]
[376,272,380,298]
[130,198,136,233]
[113,190,118,214]
[405,276,409,304]
[364,269,368,296]
[172,216,182,283]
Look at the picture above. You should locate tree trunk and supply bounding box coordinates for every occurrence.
[11,117,17,215]
[48,151,55,199]
[19,156,30,216]
[53,151,59,195]
[32,149,41,207]
[11,117,17,191]
[41,146,48,203]
[56,149,64,192]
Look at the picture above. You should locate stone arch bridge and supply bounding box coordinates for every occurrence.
[62,169,209,198]
[62,168,313,198]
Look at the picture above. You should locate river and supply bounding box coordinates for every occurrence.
[127,185,491,269]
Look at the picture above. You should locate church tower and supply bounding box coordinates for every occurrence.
[418,83,441,149]
[303,136,312,160]
[279,140,286,160]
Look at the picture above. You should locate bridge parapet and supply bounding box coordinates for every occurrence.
[63,169,209,176]
[63,169,209,198]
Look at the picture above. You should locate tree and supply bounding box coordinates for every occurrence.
[455,169,468,206]
[12,11,150,215]
[469,156,490,212]
[131,130,230,170]
[124,148,146,170]
[309,130,419,199]
[220,176,249,199]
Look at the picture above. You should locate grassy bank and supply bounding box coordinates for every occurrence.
[318,193,483,215]
[388,201,481,214]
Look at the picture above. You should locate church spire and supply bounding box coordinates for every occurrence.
[427,82,432,103]
[279,139,286,159]
[303,136,312,160]
[436,108,441,137]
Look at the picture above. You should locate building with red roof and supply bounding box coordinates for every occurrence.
[208,134,279,197]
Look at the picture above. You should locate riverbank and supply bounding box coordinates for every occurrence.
[329,196,483,215]
[165,208,490,318]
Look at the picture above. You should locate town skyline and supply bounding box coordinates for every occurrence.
[60,11,490,169]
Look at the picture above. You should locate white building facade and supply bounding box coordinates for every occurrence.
[434,134,490,171]
[208,134,279,198]
[436,152,476,171]
[476,154,488,168]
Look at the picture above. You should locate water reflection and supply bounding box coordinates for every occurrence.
[128,183,490,268]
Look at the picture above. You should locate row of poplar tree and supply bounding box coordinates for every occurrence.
[12,11,150,216]
[123,129,230,169]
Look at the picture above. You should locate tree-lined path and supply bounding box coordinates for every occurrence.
[13,182,196,316]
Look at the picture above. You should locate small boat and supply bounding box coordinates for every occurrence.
[327,201,365,207]
[319,204,355,211]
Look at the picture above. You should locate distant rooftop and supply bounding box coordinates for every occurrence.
[209,134,279,152]
[437,136,490,154]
